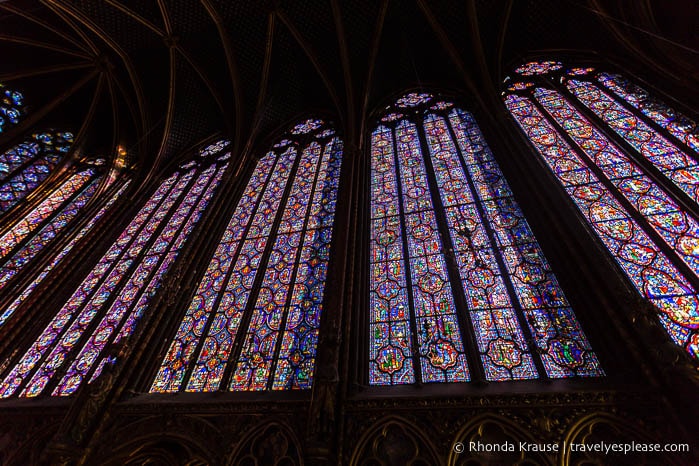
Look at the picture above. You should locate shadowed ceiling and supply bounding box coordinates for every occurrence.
[0,0,695,181]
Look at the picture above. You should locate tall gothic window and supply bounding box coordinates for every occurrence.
[504,60,699,360]
[0,157,129,327]
[0,141,230,398]
[151,119,342,393]
[0,131,72,213]
[0,83,24,133]
[369,92,603,385]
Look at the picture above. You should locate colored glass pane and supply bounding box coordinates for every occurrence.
[514,61,562,76]
[369,119,470,385]
[291,119,323,135]
[0,172,101,290]
[272,144,340,389]
[151,153,280,393]
[0,158,226,398]
[506,82,534,92]
[0,170,94,261]
[55,165,227,395]
[370,93,604,385]
[0,142,39,182]
[505,93,699,358]
[597,73,698,154]
[534,87,699,277]
[396,120,470,383]
[316,129,336,139]
[430,102,453,111]
[0,83,24,133]
[395,93,433,108]
[567,67,595,76]
[445,110,602,378]
[151,121,342,393]
[186,149,297,392]
[231,142,323,390]
[199,139,230,157]
[369,126,415,385]
[0,181,130,327]
[567,79,699,204]
[0,132,72,212]
[381,113,403,123]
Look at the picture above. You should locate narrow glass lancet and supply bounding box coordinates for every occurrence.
[0,166,106,292]
[0,142,230,397]
[596,73,698,154]
[566,79,699,204]
[369,92,602,385]
[0,180,130,327]
[151,120,342,393]
[504,60,699,359]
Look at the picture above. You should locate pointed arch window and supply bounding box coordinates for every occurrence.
[151,119,342,393]
[0,157,130,327]
[503,60,699,360]
[0,141,230,398]
[369,93,603,385]
[0,131,72,213]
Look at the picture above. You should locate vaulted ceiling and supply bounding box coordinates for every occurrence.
[0,0,695,180]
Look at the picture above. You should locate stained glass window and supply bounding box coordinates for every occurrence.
[0,83,24,133]
[0,142,230,397]
[0,179,130,327]
[0,159,117,297]
[369,92,603,385]
[0,131,73,213]
[151,120,342,393]
[504,60,699,360]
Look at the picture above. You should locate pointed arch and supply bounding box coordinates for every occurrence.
[151,118,343,393]
[350,416,441,466]
[503,60,699,360]
[0,156,130,327]
[0,140,230,397]
[226,421,303,466]
[368,91,603,385]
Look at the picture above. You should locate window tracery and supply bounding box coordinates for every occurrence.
[369,92,603,385]
[0,141,230,397]
[504,60,699,360]
[151,119,342,393]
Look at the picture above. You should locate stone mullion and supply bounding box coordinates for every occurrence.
[37,170,200,398]
[218,146,305,391]
[306,140,359,465]
[0,176,139,360]
[551,77,699,225]
[130,155,257,393]
[498,82,675,381]
[417,115,489,383]
[56,157,247,460]
[0,167,90,271]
